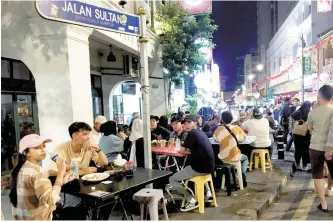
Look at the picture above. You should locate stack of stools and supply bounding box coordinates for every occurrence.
[133,188,168,221]
[182,174,218,213]
[214,164,238,196]
[249,149,273,173]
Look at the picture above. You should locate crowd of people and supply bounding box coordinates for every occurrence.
[6,85,333,219]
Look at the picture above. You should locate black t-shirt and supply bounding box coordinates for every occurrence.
[183,129,215,173]
[151,126,171,140]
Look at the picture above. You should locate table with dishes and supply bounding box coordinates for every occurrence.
[151,139,188,171]
[55,162,172,220]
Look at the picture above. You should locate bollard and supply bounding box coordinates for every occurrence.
[276,126,284,159]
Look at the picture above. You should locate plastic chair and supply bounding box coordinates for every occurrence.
[181,174,218,214]
[249,149,272,173]
[133,188,168,221]
[223,160,244,190]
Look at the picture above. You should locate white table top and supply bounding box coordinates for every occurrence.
[210,136,256,145]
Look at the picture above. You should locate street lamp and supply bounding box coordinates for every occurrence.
[257,63,264,72]
[288,26,306,102]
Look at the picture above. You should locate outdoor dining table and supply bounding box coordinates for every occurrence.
[59,168,172,220]
[210,136,256,158]
[152,146,188,171]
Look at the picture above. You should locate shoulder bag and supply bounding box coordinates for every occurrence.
[292,120,307,136]
[223,124,239,147]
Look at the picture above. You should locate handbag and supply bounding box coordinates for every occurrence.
[293,120,307,136]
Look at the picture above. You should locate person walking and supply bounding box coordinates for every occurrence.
[291,101,312,172]
[307,85,333,212]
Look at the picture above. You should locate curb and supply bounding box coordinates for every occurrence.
[235,160,294,220]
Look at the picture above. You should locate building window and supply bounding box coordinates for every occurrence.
[1,60,10,78]
[13,61,31,80]
[306,32,312,46]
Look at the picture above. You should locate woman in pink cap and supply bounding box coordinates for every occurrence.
[9,134,68,220]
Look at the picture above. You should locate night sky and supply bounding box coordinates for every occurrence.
[212,1,257,91]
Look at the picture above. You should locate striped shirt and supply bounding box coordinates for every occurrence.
[12,161,60,220]
[213,125,246,161]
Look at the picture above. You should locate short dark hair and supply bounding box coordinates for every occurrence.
[284,97,291,103]
[100,121,117,136]
[171,115,182,123]
[68,122,92,138]
[318,85,333,101]
[124,124,129,128]
[221,111,233,124]
[185,111,190,114]
[293,98,300,102]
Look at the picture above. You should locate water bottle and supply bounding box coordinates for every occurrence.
[49,152,70,171]
[175,138,181,151]
[70,158,79,179]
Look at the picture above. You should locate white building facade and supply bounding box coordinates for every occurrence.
[1,0,168,178]
[266,0,333,101]
[266,0,313,100]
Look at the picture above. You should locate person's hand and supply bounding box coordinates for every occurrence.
[325,147,333,160]
[56,158,67,174]
[117,132,127,140]
[63,172,73,183]
[84,142,101,152]
[180,147,191,155]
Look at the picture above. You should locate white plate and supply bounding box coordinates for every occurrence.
[113,159,127,167]
[82,173,110,182]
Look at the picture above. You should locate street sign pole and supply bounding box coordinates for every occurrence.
[138,7,152,169]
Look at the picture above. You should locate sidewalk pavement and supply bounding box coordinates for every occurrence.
[168,149,295,220]
[1,149,295,220]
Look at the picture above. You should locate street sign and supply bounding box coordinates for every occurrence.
[35,0,140,36]
[304,56,311,75]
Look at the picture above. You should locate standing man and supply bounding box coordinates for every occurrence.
[325,114,333,196]
[286,98,301,151]
[280,98,292,148]
[90,115,107,145]
[307,85,333,212]
[169,115,215,212]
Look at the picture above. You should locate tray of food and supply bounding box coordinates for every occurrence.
[81,173,110,182]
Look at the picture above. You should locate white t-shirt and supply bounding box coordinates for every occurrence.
[242,118,272,148]
[90,128,101,145]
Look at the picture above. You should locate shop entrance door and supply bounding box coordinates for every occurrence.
[1,92,39,173]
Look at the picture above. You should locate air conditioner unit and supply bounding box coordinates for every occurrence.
[122,54,139,77]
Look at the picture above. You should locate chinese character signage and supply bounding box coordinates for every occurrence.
[317,0,332,13]
[304,56,312,75]
[179,0,212,14]
[35,0,140,36]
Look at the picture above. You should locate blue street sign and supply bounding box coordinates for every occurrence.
[35,0,140,36]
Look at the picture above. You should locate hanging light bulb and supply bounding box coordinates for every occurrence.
[107,45,116,62]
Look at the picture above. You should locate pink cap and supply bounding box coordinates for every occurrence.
[19,134,52,154]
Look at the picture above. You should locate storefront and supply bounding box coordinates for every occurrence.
[1,1,166,181]
[1,58,39,174]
